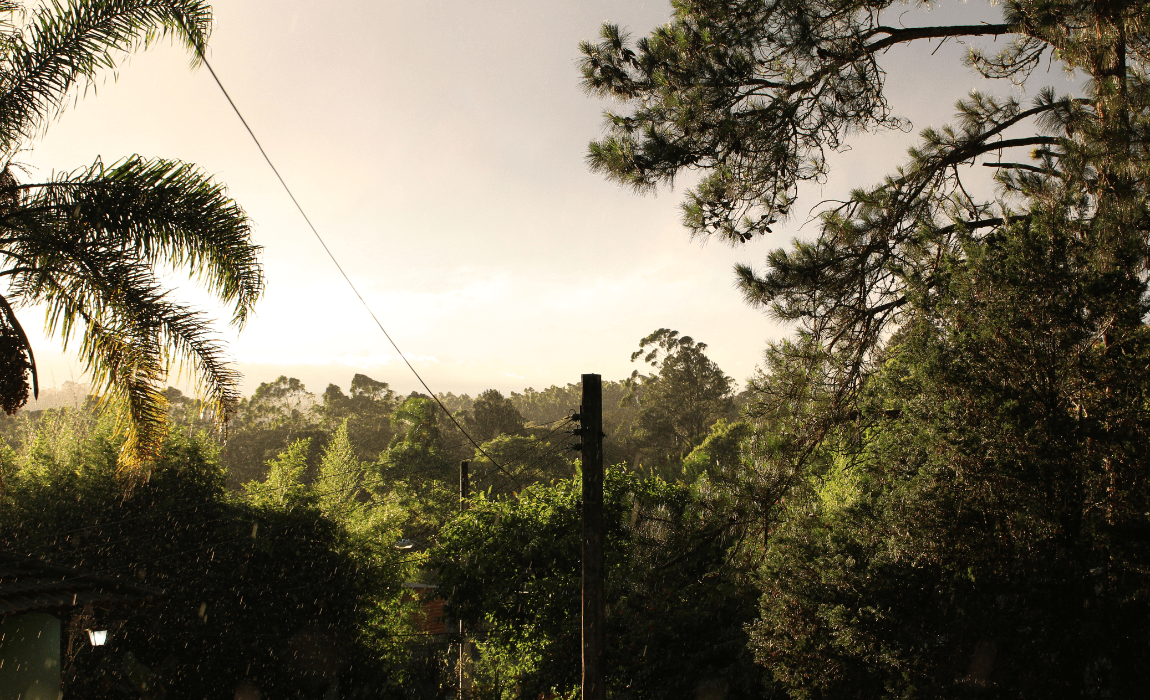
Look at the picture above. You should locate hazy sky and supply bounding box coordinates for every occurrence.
[18,0,1053,399]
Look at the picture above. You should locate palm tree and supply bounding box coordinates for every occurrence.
[0,0,263,478]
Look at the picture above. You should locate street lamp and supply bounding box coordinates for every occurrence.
[86,629,108,646]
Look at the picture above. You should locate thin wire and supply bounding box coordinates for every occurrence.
[434,414,574,454]
[54,521,355,583]
[193,51,520,488]
[43,493,425,582]
[15,503,223,544]
[20,439,581,558]
[473,418,575,481]
[20,437,589,572]
[484,433,576,489]
[18,464,380,550]
[11,406,579,544]
[54,493,436,585]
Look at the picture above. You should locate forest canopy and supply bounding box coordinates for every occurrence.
[0,331,744,697]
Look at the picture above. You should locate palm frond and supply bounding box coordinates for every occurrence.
[11,155,263,326]
[0,0,212,152]
[8,258,170,477]
[0,1,261,481]
[0,290,35,401]
[82,319,169,480]
[1,175,254,473]
[7,253,239,477]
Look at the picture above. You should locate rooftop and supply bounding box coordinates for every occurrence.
[0,551,164,618]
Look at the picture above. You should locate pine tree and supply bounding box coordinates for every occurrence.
[316,420,365,522]
[245,437,311,508]
[581,0,1148,392]
[583,0,1150,694]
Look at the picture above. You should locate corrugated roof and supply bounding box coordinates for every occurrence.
[0,551,164,617]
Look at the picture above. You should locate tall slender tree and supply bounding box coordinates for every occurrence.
[0,0,263,479]
[625,328,735,470]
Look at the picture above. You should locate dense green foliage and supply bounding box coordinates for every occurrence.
[212,326,738,542]
[431,470,763,700]
[580,0,1150,695]
[0,324,743,697]
[625,329,737,476]
[747,218,1150,697]
[12,0,1150,695]
[0,408,416,698]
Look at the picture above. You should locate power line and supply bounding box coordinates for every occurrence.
[15,433,587,573]
[471,418,576,483]
[192,47,520,488]
[10,394,580,544]
[434,414,574,455]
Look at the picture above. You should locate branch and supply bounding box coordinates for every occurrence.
[866,296,908,317]
[865,23,1017,53]
[955,136,1059,160]
[907,136,1060,194]
[763,23,1023,102]
[935,214,1030,236]
[982,161,1051,174]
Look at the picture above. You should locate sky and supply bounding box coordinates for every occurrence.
[16,0,1066,401]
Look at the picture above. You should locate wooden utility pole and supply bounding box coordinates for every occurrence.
[458,460,470,699]
[580,374,605,700]
[459,460,470,513]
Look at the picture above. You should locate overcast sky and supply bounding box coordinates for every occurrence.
[18,0,1058,400]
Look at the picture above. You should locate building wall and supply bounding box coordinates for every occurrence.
[0,613,61,700]
[416,596,448,636]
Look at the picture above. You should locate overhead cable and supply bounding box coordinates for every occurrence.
[191,47,519,487]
